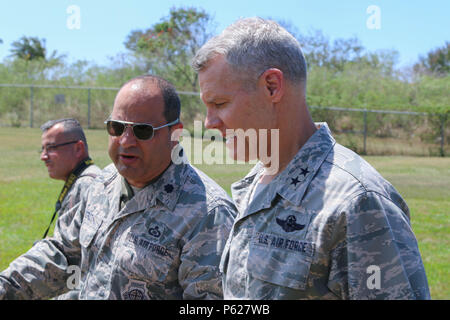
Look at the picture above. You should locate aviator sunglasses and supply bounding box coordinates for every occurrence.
[104,118,179,140]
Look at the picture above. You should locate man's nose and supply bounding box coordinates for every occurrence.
[204,108,222,130]
[40,150,48,161]
[118,125,138,147]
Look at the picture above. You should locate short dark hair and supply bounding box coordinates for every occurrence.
[120,75,181,124]
[40,118,89,152]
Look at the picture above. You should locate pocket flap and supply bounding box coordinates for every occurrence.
[79,210,103,248]
[247,233,314,290]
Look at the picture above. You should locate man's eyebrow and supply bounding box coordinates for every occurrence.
[200,92,213,104]
[201,93,227,104]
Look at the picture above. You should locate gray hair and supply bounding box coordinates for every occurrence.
[192,17,307,86]
[40,118,89,152]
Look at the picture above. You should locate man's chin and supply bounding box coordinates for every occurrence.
[48,172,65,181]
[115,163,132,175]
[115,164,141,182]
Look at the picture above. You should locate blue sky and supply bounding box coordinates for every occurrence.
[0,0,448,68]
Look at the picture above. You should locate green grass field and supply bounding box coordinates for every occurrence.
[0,127,448,299]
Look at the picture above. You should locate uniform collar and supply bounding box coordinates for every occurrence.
[231,162,263,215]
[274,123,335,206]
[110,149,190,217]
[119,176,141,210]
[148,159,189,211]
[231,123,335,217]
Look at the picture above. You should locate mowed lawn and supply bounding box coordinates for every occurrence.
[0,127,448,299]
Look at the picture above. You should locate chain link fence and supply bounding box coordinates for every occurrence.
[0,84,448,156]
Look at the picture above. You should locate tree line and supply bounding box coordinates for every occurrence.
[0,7,448,127]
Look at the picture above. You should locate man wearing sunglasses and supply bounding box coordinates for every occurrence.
[0,75,236,300]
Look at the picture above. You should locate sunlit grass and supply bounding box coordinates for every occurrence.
[0,127,448,299]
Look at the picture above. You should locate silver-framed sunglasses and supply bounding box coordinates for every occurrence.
[104,118,179,140]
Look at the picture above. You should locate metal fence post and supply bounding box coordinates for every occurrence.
[363,109,368,154]
[440,114,447,157]
[87,88,91,129]
[29,86,34,128]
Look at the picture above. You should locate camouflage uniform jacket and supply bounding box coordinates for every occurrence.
[221,123,430,300]
[54,163,102,239]
[0,159,236,300]
[53,162,101,300]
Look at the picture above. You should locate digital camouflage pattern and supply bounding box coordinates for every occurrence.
[0,156,236,299]
[221,123,430,300]
[54,164,102,240]
[53,163,101,300]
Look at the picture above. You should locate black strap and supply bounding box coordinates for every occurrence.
[42,158,95,239]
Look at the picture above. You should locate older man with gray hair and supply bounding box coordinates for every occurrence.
[192,17,430,300]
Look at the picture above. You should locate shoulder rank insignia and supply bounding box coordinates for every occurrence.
[164,184,174,193]
[276,215,305,232]
[290,176,300,186]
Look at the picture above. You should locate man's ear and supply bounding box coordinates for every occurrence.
[169,122,184,144]
[74,140,86,158]
[259,68,284,103]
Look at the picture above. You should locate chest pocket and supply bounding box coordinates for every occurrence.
[247,233,314,290]
[117,230,180,283]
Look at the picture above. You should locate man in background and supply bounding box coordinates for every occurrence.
[39,118,101,239]
[40,118,101,299]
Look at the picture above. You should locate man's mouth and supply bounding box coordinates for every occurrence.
[119,153,139,165]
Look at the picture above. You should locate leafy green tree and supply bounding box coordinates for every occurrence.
[414,42,450,76]
[10,36,46,61]
[7,36,66,81]
[9,36,65,66]
[124,7,214,92]
[291,29,365,71]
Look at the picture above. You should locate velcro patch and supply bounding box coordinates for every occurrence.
[252,231,315,257]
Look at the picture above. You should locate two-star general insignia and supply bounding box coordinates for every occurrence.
[300,167,310,177]
[290,166,310,187]
[276,215,305,232]
[290,176,300,186]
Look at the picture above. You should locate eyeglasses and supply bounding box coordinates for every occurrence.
[104,119,179,140]
[39,140,79,154]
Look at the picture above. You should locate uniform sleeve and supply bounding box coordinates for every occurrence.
[56,178,87,235]
[53,175,94,255]
[0,199,84,300]
[327,191,430,300]
[178,204,235,300]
